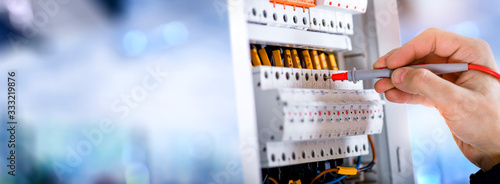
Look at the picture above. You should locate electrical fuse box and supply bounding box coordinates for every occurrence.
[255,88,384,168]
[230,0,415,183]
[264,135,369,167]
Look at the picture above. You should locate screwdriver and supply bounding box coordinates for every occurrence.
[327,63,469,83]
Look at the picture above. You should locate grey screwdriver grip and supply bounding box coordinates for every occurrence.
[409,63,469,74]
[347,63,469,82]
[348,68,392,81]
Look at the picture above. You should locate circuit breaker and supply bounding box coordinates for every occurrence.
[230,0,415,183]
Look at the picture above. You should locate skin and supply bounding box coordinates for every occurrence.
[373,28,500,172]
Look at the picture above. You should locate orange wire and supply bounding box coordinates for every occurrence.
[368,135,376,163]
[357,135,376,172]
[311,135,376,184]
[268,176,278,184]
[310,168,339,184]
[468,64,500,80]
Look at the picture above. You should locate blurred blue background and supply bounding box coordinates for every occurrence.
[0,0,242,183]
[398,0,500,183]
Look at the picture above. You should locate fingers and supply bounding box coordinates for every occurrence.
[374,78,393,93]
[374,79,435,107]
[384,89,435,107]
[379,28,491,69]
[386,28,461,68]
[442,73,459,83]
[390,67,467,111]
[373,48,399,69]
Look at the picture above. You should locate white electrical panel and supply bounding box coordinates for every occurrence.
[246,0,357,52]
[248,24,352,51]
[233,0,415,183]
[246,0,362,34]
[264,135,369,167]
[254,88,384,142]
[315,0,368,14]
[245,0,382,168]
[254,87,384,168]
[253,66,362,90]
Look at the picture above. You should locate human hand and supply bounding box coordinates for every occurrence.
[373,28,500,171]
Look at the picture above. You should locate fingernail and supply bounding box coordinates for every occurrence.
[373,61,383,69]
[392,68,407,84]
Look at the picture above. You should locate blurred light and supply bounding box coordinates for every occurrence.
[4,0,34,30]
[161,21,189,47]
[125,163,150,184]
[121,144,147,166]
[416,164,442,184]
[449,21,480,38]
[122,30,148,56]
[187,133,214,160]
[5,0,30,15]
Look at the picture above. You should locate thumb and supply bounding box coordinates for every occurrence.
[391,67,467,109]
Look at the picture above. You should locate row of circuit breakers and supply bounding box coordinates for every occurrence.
[247,0,367,35]
[245,0,385,168]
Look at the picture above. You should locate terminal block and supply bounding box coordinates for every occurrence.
[262,135,369,167]
[254,88,384,142]
[246,0,357,35]
[253,86,384,167]
[253,66,362,90]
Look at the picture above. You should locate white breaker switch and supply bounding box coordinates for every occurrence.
[246,0,364,36]
[262,135,370,167]
[255,88,384,168]
[316,0,369,14]
[254,88,385,143]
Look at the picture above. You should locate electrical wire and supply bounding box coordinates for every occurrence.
[310,156,361,184]
[324,156,361,184]
[468,64,500,80]
[318,166,327,182]
[262,174,268,184]
[327,175,346,184]
[268,177,278,184]
[310,168,339,184]
[310,135,377,184]
[318,174,327,182]
[358,135,376,172]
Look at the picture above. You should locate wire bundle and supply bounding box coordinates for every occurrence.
[310,135,376,184]
[357,135,376,172]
